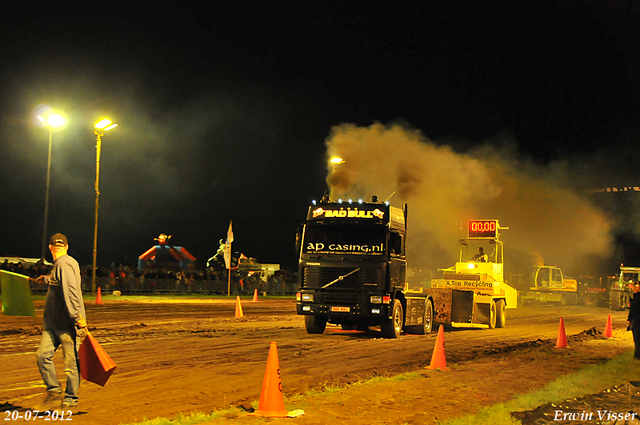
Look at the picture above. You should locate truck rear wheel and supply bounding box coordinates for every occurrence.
[418,299,434,334]
[560,294,578,306]
[496,299,506,328]
[381,299,404,338]
[405,298,434,335]
[305,315,327,334]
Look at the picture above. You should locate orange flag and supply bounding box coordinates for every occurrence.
[79,331,117,386]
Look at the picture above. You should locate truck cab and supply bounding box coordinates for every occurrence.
[296,197,430,338]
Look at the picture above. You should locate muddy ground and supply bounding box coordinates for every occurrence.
[0,297,638,424]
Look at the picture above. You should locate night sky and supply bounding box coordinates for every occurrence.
[1,1,639,273]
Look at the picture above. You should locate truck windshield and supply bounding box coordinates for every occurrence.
[302,224,387,256]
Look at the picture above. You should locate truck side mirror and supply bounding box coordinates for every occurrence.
[295,228,301,255]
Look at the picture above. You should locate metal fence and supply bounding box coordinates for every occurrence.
[26,276,297,295]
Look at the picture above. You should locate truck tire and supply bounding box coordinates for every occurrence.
[560,293,578,306]
[609,291,620,310]
[421,299,434,335]
[305,315,327,334]
[609,290,629,311]
[496,299,506,328]
[406,298,434,335]
[488,300,497,329]
[381,299,404,338]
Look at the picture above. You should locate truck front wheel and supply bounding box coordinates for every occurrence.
[381,299,404,338]
[305,315,327,334]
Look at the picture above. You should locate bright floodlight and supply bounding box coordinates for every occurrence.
[38,114,66,128]
[95,119,118,131]
[330,157,345,164]
[48,114,65,128]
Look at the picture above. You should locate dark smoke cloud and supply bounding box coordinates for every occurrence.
[325,123,612,276]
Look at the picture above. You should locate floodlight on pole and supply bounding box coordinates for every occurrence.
[95,119,118,131]
[91,118,118,294]
[37,113,66,260]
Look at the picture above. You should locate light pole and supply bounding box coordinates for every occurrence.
[92,119,118,294]
[37,113,66,259]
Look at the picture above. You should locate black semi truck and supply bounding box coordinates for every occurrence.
[295,196,433,338]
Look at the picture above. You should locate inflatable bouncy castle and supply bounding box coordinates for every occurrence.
[138,234,196,271]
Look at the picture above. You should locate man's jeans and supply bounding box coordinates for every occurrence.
[36,328,80,405]
[633,324,640,360]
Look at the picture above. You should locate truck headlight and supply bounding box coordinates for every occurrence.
[370,295,383,304]
[302,305,311,312]
[301,293,314,302]
[371,308,381,314]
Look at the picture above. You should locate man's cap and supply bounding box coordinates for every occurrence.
[49,233,68,246]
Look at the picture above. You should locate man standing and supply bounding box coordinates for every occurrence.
[33,233,86,412]
[627,281,640,360]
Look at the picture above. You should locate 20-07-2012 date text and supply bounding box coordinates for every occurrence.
[4,410,73,421]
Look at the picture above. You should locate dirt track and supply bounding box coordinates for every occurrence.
[0,297,636,424]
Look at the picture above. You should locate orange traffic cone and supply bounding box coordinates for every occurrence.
[250,341,289,417]
[555,317,568,348]
[253,288,259,302]
[604,314,613,338]
[235,296,244,318]
[426,325,448,371]
[96,287,103,305]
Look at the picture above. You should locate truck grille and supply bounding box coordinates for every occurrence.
[304,267,367,289]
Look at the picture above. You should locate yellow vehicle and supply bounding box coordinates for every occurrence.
[609,265,639,311]
[515,266,578,306]
[428,220,518,329]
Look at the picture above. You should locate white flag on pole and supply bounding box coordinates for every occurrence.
[224,221,233,269]
[227,221,234,244]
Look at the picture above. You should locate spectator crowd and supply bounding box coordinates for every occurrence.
[0,258,295,295]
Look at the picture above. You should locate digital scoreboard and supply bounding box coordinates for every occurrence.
[468,220,498,238]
